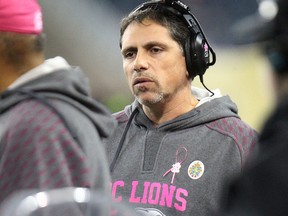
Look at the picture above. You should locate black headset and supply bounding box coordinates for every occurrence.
[131,0,216,79]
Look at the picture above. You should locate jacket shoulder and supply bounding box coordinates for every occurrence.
[112,110,129,123]
[207,117,257,138]
[206,117,258,164]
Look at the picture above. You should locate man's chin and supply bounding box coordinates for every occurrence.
[135,93,164,106]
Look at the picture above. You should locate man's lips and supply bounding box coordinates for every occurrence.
[133,77,154,86]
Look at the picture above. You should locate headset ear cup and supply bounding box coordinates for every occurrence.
[185,33,208,79]
[192,33,208,77]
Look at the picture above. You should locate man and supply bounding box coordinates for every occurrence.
[104,0,258,215]
[218,0,288,215]
[0,0,116,204]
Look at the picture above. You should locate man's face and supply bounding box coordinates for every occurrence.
[121,19,189,106]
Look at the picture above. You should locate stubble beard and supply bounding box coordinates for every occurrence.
[134,86,165,106]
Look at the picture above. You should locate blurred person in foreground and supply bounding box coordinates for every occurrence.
[104,0,258,215]
[0,0,116,205]
[218,0,288,215]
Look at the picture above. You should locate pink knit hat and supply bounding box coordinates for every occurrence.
[0,0,43,34]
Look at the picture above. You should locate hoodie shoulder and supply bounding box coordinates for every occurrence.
[113,110,129,123]
[206,116,258,165]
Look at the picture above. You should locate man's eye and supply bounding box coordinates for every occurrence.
[124,51,135,59]
[151,47,162,53]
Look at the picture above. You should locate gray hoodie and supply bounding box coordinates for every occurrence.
[105,88,258,216]
[0,57,116,204]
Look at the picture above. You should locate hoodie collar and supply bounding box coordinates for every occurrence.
[192,86,222,107]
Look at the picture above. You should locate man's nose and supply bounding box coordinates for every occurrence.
[133,51,148,72]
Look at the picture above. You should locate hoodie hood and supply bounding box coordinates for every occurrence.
[122,87,239,131]
[0,57,116,138]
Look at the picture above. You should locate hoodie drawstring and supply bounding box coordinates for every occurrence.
[109,108,139,173]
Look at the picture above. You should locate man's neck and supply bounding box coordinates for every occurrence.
[0,54,45,94]
[142,93,199,125]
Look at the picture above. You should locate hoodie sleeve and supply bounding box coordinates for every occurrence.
[0,100,93,203]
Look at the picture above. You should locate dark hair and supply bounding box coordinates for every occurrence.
[0,32,45,70]
[119,5,190,52]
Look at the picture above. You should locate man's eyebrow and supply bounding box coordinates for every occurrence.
[143,41,167,49]
[121,46,137,55]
